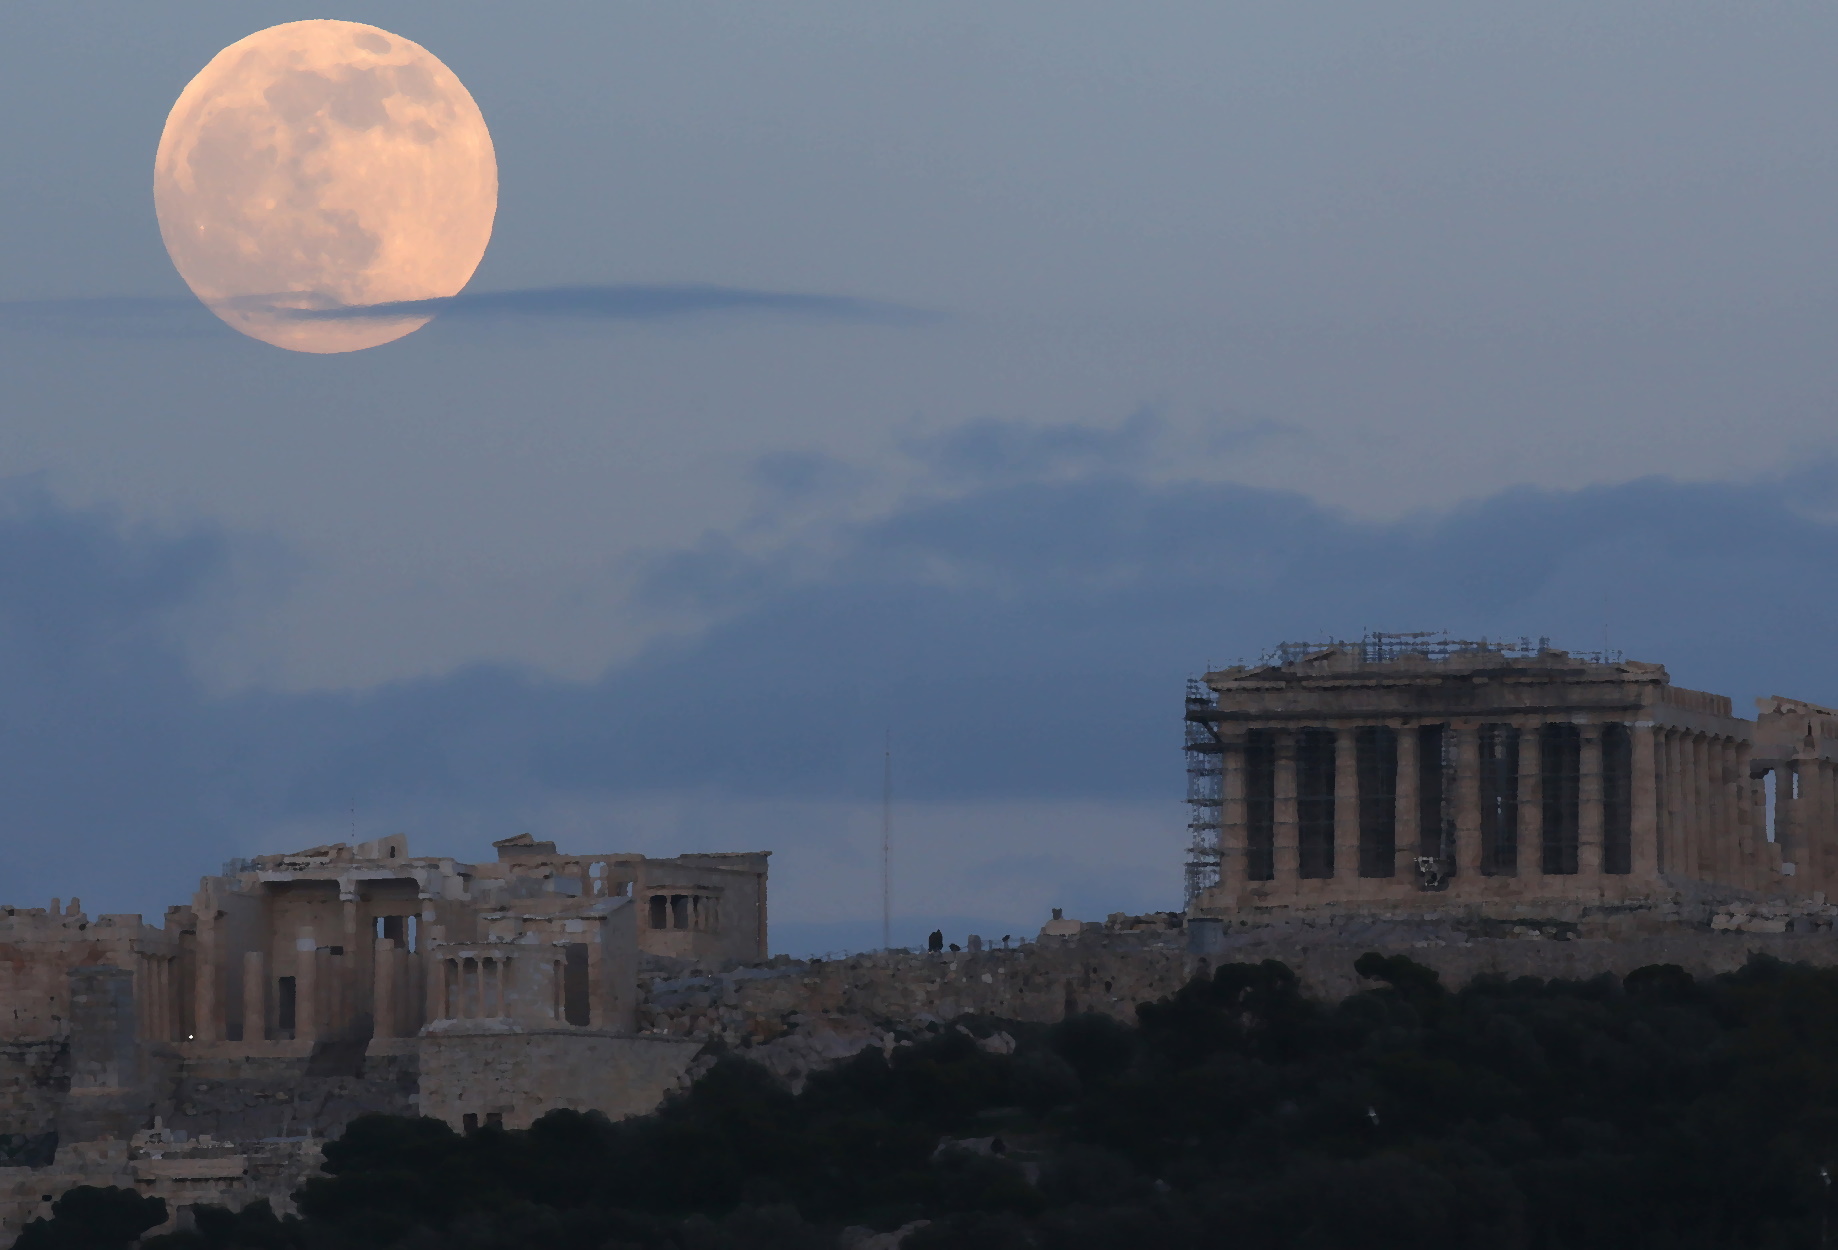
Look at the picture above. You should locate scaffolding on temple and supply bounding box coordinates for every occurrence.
[1183,677,1224,907]
[1183,632,1630,906]
[1256,631,1622,668]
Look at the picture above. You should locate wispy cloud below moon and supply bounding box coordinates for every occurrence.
[280,283,940,325]
[0,284,939,338]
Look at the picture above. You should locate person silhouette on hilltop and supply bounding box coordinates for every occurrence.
[927,929,944,953]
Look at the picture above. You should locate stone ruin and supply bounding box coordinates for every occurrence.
[12,637,1838,1242]
[0,834,768,1240]
[1181,634,1838,921]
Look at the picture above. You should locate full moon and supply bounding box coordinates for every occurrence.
[153,20,497,353]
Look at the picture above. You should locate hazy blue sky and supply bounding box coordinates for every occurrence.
[5,2,1838,952]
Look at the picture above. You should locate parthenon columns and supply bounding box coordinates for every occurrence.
[1333,727,1359,884]
[1198,718,1769,905]
[1517,720,1542,876]
[1220,729,1247,887]
[193,905,220,1042]
[1393,725,1419,876]
[1454,722,1481,880]
[1185,645,1838,912]
[1273,731,1298,888]
[1631,723,1658,877]
[1578,726,1603,876]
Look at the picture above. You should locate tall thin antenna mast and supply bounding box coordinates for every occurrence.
[882,729,892,951]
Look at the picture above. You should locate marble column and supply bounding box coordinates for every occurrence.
[1689,735,1710,881]
[429,956,450,1024]
[1780,761,1801,879]
[1657,731,1675,875]
[1738,746,1764,890]
[1718,740,1741,886]
[1334,727,1360,880]
[1631,722,1659,879]
[1455,722,1482,880]
[1747,744,1768,890]
[295,927,317,1042]
[241,950,265,1044]
[1394,724,1420,879]
[1273,731,1299,890]
[1578,725,1604,877]
[373,938,396,1039]
[342,893,361,1038]
[1517,720,1543,876]
[192,899,220,1042]
[1708,738,1732,885]
[1219,729,1248,894]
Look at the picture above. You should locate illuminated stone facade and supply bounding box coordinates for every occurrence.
[0,833,765,1240]
[1184,638,1838,919]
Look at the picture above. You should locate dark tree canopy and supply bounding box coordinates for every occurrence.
[13,1185,167,1250]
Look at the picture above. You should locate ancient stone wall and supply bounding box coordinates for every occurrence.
[0,1043,66,1160]
[164,1041,419,1142]
[417,1030,701,1129]
[637,906,1838,1089]
[0,908,175,1043]
[640,931,1191,1043]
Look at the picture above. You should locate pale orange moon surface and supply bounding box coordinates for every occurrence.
[153,20,497,353]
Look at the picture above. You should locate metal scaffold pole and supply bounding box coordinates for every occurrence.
[1184,678,1224,907]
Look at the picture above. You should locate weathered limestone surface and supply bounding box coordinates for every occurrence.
[0,1044,65,1167]
[640,928,1193,1044]
[1188,912,1838,1001]
[163,1042,418,1142]
[0,833,767,1246]
[1182,638,1838,915]
[639,908,1838,1086]
[418,1030,702,1129]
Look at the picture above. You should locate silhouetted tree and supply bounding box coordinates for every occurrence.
[13,1186,167,1250]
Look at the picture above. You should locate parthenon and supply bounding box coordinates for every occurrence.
[1183,634,1838,916]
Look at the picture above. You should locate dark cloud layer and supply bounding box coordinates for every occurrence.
[4,439,1836,924]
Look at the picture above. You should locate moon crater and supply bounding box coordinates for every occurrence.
[154,20,497,353]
